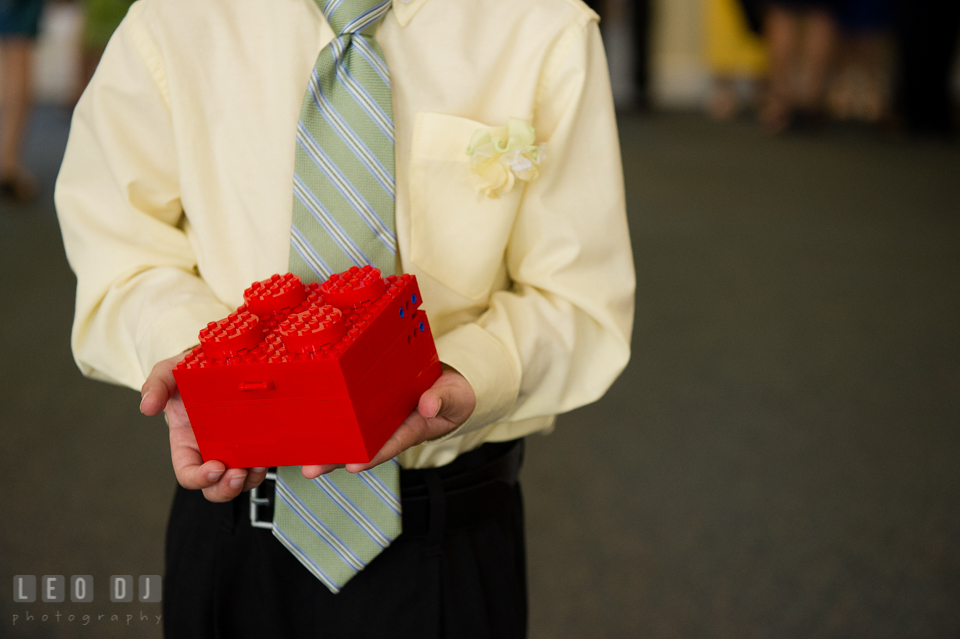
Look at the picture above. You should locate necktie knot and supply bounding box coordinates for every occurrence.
[321,0,391,36]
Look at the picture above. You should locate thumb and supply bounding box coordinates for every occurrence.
[418,390,443,421]
[140,353,185,416]
[417,374,476,426]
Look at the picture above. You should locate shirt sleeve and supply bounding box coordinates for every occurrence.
[433,17,635,437]
[55,3,232,389]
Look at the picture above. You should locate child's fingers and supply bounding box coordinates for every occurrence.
[140,367,175,416]
[301,464,344,479]
[417,368,476,426]
[345,412,428,473]
[242,467,270,492]
[175,460,226,491]
[202,469,249,502]
[169,428,220,490]
[140,353,185,416]
[166,399,232,492]
[164,392,250,501]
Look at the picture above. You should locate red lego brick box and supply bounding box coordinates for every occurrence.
[173,266,442,468]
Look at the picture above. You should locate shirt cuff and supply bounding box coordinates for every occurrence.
[136,300,232,381]
[431,322,520,442]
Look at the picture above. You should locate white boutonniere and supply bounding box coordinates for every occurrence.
[466,118,546,199]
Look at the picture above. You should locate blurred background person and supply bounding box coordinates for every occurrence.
[762,0,842,133]
[893,0,960,138]
[825,0,891,125]
[703,0,768,121]
[583,0,652,110]
[0,0,43,201]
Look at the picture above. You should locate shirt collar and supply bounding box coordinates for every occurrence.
[391,0,428,27]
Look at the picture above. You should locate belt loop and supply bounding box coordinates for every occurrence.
[423,470,446,554]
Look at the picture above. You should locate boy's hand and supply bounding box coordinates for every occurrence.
[142,355,475,486]
[141,352,268,503]
[300,366,476,479]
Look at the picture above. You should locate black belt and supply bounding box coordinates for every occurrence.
[248,439,524,540]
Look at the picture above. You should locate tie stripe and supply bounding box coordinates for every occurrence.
[329,38,395,141]
[353,37,390,86]
[275,478,368,572]
[307,71,395,195]
[339,0,391,34]
[314,475,392,548]
[273,461,403,590]
[273,524,342,593]
[357,467,402,515]
[323,0,348,19]
[293,174,372,266]
[289,224,333,279]
[296,124,397,250]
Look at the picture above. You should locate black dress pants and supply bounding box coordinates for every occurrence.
[163,441,527,639]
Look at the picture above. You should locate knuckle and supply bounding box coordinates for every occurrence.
[174,469,193,489]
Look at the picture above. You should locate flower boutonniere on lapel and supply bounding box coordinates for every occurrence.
[466,117,546,200]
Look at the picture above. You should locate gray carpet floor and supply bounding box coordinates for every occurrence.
[1,106,958,638]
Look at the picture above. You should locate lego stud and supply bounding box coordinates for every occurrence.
[243,273,307,317]
[278,304,346,353]
[198,310,265,360]
[321,266,386,310]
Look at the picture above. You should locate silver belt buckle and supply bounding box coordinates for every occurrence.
[249,471,277,530]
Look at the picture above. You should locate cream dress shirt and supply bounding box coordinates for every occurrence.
[55,0,635,468]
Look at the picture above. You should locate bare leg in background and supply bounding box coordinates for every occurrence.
[797,10,837,112]
[763,7,797,132]
[762,6,838,132]
[0,36,38,201]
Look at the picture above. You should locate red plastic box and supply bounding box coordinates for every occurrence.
[173,267,442,467]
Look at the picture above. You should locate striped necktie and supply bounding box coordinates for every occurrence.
[274,0,400,594]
